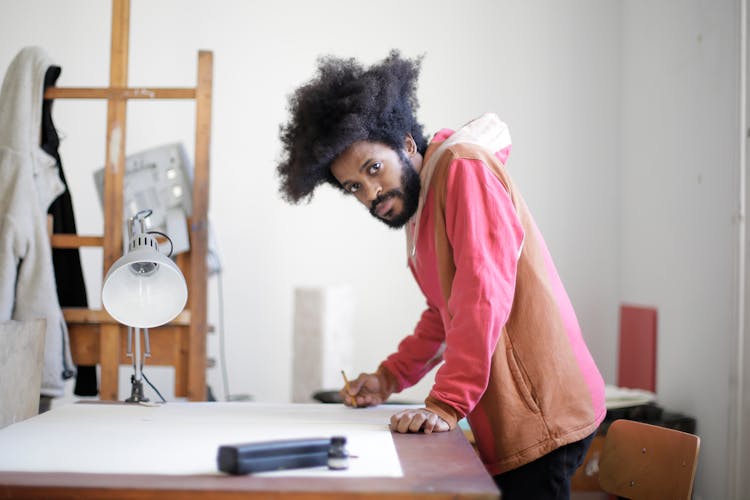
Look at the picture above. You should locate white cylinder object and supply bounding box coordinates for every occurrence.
[291,286,354,403]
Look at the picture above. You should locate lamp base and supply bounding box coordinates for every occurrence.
[125,376,149,403]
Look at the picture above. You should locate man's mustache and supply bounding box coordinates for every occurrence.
[370,190,402,216]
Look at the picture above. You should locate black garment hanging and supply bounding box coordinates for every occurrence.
[42,65,97,396]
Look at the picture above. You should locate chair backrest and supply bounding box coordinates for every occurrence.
[598,419,700,500]
[0,319,46,429]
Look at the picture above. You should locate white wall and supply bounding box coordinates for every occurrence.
[620,1,740,499]
[0,0,621,400]
[18,0,750,496]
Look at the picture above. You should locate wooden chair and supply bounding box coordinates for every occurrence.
[598,419,700,500]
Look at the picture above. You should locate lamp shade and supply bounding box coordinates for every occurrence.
[102,245,188,328]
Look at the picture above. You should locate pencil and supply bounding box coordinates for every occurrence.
[341,370,357,408]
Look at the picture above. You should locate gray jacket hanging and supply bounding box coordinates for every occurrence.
[0,46,74,397]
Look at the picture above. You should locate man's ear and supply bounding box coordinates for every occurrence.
[404,134,418,155]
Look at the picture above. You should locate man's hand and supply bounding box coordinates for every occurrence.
[389,408,450,434]
[340,372,388,407]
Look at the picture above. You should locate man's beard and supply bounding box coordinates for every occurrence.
[369,151,421,229]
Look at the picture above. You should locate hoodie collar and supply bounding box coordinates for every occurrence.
[0,46,65,211]
[406,113,512,262]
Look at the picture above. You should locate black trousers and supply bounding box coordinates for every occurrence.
[493,431,595,500]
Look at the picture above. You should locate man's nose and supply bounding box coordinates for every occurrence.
[361,181,381,206]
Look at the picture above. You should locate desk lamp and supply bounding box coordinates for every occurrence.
[102,209,187,402]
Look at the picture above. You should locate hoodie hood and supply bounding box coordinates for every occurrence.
[406,113,512,260]
[0,46,65,211]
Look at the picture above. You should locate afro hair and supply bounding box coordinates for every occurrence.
[276,50,428,203]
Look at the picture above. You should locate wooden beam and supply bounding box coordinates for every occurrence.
[98,0,131,401]
[186,50,212,401]
[50,234,104,248]
[64,308,192,326]
[102,0,129,272]
[44,87,196,100]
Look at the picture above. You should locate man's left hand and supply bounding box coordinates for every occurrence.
[389,408,450,434]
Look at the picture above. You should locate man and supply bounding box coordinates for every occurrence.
[276,51,606,499]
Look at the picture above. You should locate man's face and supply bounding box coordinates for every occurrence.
[330,139,422,229]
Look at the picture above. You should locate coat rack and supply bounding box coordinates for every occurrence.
[45,0,212,401]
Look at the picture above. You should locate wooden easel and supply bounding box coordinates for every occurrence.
[45,0,212,401]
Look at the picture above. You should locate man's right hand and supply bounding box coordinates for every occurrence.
[340,372,389,407]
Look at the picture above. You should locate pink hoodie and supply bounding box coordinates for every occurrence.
[380,114,606,474]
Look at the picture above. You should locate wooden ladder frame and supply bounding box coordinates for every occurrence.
[45,0,212,401]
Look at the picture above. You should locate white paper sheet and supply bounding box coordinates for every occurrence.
[0,402,407,477]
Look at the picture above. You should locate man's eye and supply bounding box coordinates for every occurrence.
[347,183,360,193]
[368,162,382,174]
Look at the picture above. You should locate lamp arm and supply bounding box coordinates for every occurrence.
[143,328,151,358]
[147,230,175,257]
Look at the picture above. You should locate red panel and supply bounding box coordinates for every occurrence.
[618,305,658,392]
